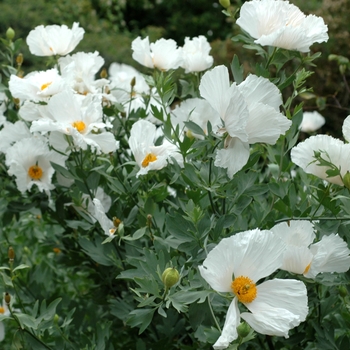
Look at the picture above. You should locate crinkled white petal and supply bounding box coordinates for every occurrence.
[0,121,31,154]
[236,0,328,52]
[213,298,240,349]
[271,220,316,247]
[281,246,313,274]
[149,38,183,71]
[199,66,248,142]
[238,74,282,111]
[230,229,285,282]
[93,198,115,236]
[26,22,84,56]
[247,279,308,325]
[131,37,154,69]
[214,137,250,178]
[245,102,291,144]
[291,135,350,186]
[306,234,350,278]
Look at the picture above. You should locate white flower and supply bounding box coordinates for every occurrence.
[271,221,350,278]
[9,68,66,103]
[236,0,328,52]
[0,298,11,342]
[341,115,350,142]
[30,90,119,154]
[199,65,291,178]
[26,22,85,56]
[199,229,308,349]
[299,111,326,133]
[181,35,213,73]
[59,51,108,95]
[0,121,32,155]
[5,137,67,194]
[291,134,350,186]
[92,198,117,237]
[108,62,150,114]
[131,36,183,71]
[171,98,220,139]
[129,119,183,177]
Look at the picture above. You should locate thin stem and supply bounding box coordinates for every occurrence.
[274,215,348,224]
[208,296,221,333]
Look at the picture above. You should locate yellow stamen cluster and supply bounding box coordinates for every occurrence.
[0,306,5,314]
[40,82,52,91]
[142,153,157,168]
[231,276,257,303]
[303,263,311,275]
[28,165,43,180]
[72,120,86,133]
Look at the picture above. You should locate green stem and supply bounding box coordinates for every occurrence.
[208,296,221,333]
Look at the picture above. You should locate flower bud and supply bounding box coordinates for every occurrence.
[343,171,350,190]
[16,53,23,66]
[237,321,251,338]
[8,246,15,262]
[113,217,121,228]
[100,68,108,79]
[4,293,11,305]
[54,314,60,324]
[162,267,180,289]
[219,0,231,9]
[6,27,15,40]
[339,285,348,298]
[130,77,136,88]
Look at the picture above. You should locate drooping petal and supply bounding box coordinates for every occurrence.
[241,307,299,338]
[213,298,240,349]
[214,137,250,178]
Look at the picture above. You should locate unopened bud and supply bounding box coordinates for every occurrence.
[130,77,136,88]
[6,27,15,41]
[8,246,15,262]
[219,0,231,9]
[161,267,180,289]
[339,285,348,298]
[4,293,11,305]
[53,314,60,323]
[16,53,23,66]
[100,68,108,79]
[113,217,121,228]
[237,321,251,338]
[147,214,152,228]
[343,171,350,190]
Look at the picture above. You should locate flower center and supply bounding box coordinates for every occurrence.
[109,228,116,235]
[303,262,311,275]
[0,306,5,314]
[72,120,86,133]
[142,153,157,167]
[231,276,257,303]
[28,165,43,180]
[41,82,52,91]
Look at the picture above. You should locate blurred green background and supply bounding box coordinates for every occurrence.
[0,0,349,136]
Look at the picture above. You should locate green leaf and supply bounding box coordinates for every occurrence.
[15,313,39,330]
[230,55,244,84]
[12,264,30,273]
[127,308,156,334]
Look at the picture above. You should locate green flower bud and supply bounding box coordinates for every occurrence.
[237,321,251,338]
[6,27,15,40]
[219,0,231,9]
[8,246,15,262]
[339,285,348,298]
[162,267,180,289]
[54,314,60,324]
[343,171,350,190]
